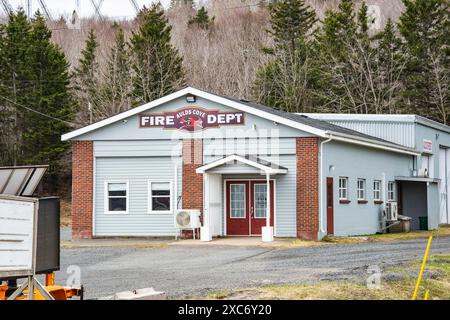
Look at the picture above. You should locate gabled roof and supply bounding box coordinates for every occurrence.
[61,87,420,156]
[196,154,288,175]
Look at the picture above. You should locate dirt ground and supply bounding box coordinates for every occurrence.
[195,253,450,300]
[57,235,450,300]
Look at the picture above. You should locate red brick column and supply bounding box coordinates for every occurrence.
[182,139,203,214]
[71,141,94,239]
[296,137,319,240]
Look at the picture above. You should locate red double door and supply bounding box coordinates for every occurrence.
[226,180,274,236]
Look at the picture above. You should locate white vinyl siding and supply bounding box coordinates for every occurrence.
[339,177,348,200]
[357,179,366,200]
[373,180,381,201]
[95,156,181,236]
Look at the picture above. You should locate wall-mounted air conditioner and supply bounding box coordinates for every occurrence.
[386,202,398,221]
[175,209,201,239]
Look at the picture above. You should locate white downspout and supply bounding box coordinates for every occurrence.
[319,137,332,239]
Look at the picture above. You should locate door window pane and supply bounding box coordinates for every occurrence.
[230,184,245,218]
[254,184,267,218]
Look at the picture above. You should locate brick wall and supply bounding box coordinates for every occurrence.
[71,141,93,239]
[182,139,203,213]
[296,137,319,240]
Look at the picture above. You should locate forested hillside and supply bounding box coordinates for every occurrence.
[0,0,448,194]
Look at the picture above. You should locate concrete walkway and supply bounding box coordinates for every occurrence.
[62,236,298,249]
[169,237,294,248]
[61,227,301,248]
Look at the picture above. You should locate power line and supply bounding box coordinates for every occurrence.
[0,94,75,126]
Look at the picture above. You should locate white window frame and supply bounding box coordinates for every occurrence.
[230,183,246,219]
[357,179,366,200]
[339,177,348,200]
[104,181,129,215]
[373,180,382,201]
[387,181,396,201]
[148,180,173,214]
[253,183,267,219]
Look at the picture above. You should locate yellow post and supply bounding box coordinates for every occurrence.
[424,290,430,300]
[412,236,433,300]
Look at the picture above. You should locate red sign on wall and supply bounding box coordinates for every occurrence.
[140,107,245,132]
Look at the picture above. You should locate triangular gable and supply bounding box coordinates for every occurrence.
[196,155,288,175]
[61,87,327,141]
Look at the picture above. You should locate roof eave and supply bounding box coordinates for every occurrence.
[325,131,421,156]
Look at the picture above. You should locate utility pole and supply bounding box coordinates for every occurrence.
[37,0,52,20]
[26,0,32,18]
[130,0,140,13]
[90,0,104,20]
[0,0,12,16]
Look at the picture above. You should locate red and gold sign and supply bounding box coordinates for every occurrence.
[140,107,245,132]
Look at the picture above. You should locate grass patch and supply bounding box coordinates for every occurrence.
[323,225,450,244]
[187,254,450,300]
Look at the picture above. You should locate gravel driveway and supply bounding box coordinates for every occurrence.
[56,236,450,299]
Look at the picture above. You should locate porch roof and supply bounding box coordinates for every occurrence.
[395,176,440,183]
[196,154,288,175]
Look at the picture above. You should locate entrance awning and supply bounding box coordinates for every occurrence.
[395,176,440,183]
[196,154,288,175]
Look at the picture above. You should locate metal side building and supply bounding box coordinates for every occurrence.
[302,114,450,228]
[62,87,447,241]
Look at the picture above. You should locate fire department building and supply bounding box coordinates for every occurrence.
[62,87,450,241]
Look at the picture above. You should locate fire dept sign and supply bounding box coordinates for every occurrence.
[140,107,245,132]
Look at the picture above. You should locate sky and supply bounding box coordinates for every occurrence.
[5,0,188,19]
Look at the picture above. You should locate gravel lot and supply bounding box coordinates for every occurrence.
[56,234,450,299]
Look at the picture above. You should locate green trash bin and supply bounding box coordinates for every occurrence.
[419,216,428,230]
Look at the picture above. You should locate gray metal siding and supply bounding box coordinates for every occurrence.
[94,156,182,236]
[327,120,416,148]
[94,140,182,157]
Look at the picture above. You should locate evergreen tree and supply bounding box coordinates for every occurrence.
[97,25,132,118]
[130,4,185,104]
[313,0,371,113]
[22,13,74,178]
[73,29,99,125]
[253,0,317,112]
[371,19,407,114]
[267,0,317,53]
[0,9,33,166]
[398,0,449,124]
[0,10,74,186]
[188,7,214,30]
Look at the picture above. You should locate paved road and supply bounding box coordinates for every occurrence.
[56,236,450,299]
